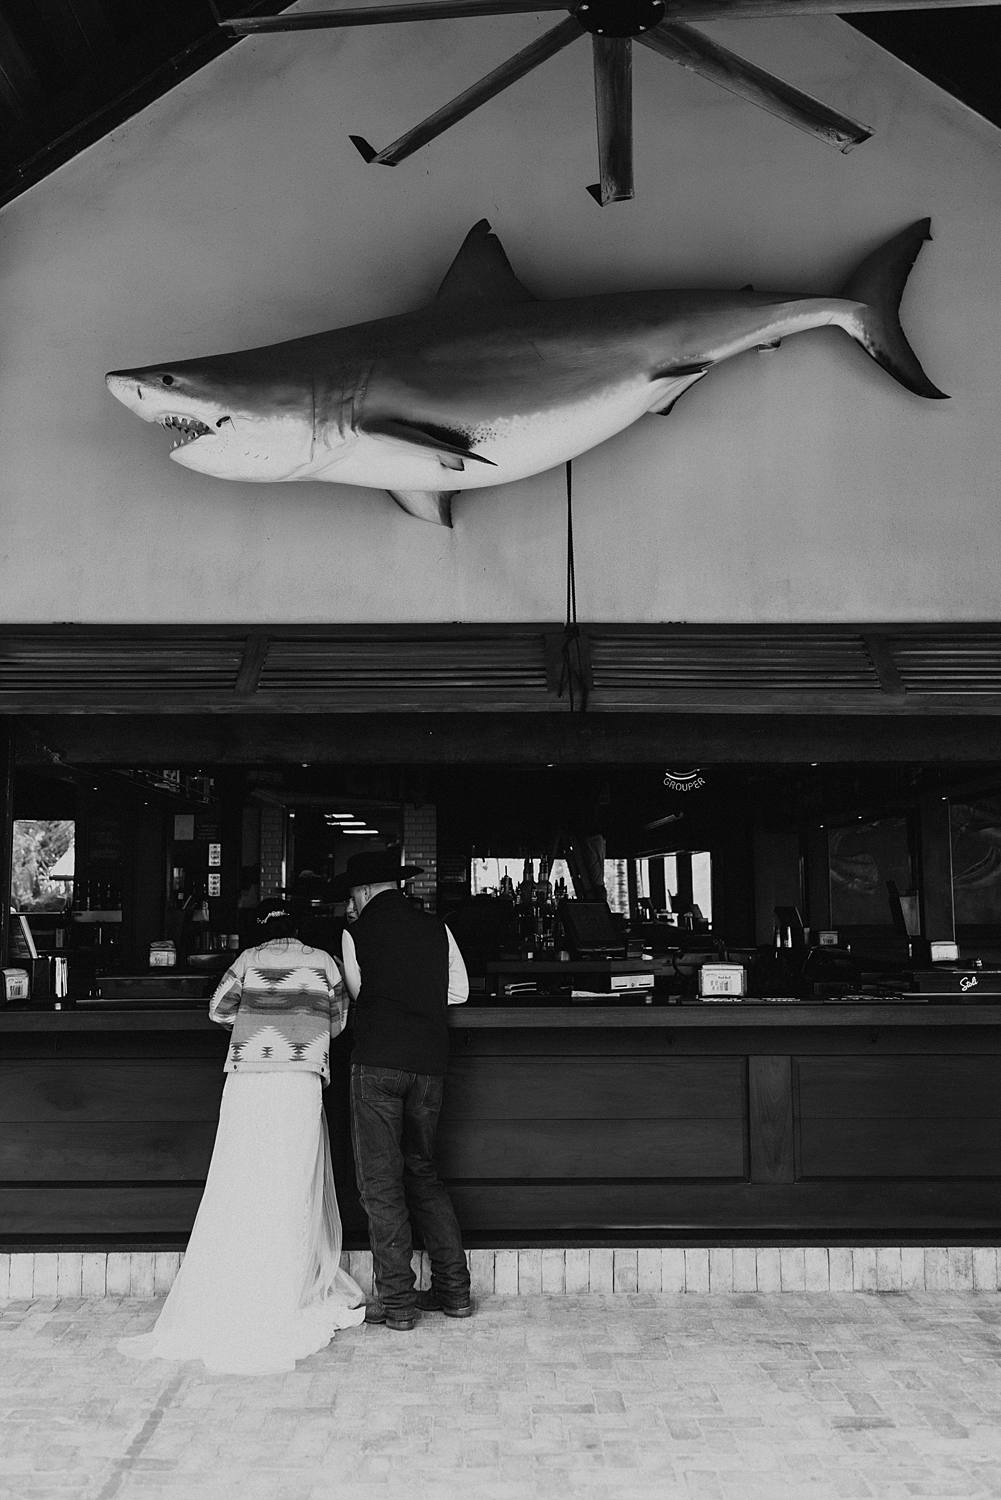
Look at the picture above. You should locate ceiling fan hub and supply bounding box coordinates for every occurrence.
[574,0,665,40]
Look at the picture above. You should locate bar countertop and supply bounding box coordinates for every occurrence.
[4,1001,1001,1029]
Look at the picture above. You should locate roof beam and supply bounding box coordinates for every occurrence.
[349,15,582,165]
[639,21,871,148]
[589,36,634,205]
[663,0,1001,15]
[217,2,570,34]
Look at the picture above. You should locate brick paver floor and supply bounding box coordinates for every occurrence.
[1,1292,1001,1500]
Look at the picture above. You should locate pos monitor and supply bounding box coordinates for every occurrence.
[557,899,626,959]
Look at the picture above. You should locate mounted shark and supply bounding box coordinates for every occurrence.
[106,218,946,527]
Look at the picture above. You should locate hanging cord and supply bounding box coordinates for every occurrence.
[558,460,588,712]
[565,458,577,630]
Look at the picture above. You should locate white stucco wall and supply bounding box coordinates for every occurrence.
[0,10,998,625]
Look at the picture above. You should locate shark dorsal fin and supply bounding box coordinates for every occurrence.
[435,220,536,305]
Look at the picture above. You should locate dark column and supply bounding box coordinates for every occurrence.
[714,816,757,947]
[0,719,13,968]
[804,828,832,933]
[751,825,801,945]
[217,770,245,938]
[918,795,955,943]
[675,851,694,913]
[647,856,667,913]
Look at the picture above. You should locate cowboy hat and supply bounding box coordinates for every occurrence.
[330,847,424,901]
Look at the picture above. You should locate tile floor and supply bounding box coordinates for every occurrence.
[2,1291,1001,1500]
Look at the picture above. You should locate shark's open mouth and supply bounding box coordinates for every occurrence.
[160,414,213,449]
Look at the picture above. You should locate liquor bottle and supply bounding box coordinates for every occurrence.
[518,857,535,908]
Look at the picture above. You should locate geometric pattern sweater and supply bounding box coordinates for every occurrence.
[208,938,344,1086]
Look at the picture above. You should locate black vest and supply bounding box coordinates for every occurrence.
[349,890,451,1074]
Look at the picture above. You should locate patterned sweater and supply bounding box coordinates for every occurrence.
[208,938,344,1085]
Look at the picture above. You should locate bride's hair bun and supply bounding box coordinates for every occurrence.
[255,900,297,938]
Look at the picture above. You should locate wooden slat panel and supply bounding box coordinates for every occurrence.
[0,1124,215,1181]
[797,1057,1001,1117]
[259,638,549,694]
[9,1177,1001,1241]
[0,634,245,695]
[2,623,1001,712]
[748,1056,794,1183]
[889,633,1001,692]
[0,1062,223,1123]
[799,1119,1001,1178]
[590,631,880,694]
[0,1186,205,1235]
[442,1056,745,1119]
[444,1178,1001,1235]
[437,1118,746,1179]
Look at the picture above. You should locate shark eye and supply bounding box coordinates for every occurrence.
[161,374,174,387]
[216,416,231,428]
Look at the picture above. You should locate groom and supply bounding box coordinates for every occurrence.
[334,848,472,1331]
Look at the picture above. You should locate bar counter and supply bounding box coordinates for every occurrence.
[3,1001,1001,1247]
[4,1002,1001,1030]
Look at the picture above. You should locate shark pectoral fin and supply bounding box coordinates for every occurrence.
[654,362,714,379]
[363,418,496,470]
[388,489,455,527]
[434,219,536,305]
[649,362,713,416]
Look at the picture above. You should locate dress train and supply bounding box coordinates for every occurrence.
[118,1072,364,1375]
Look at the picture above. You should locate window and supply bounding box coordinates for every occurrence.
[635,854,679,914]
[469,856,629,912]
[470,857,575,897]
[11,820,75,912]
[633,850,712,924]
[691,851,713,923]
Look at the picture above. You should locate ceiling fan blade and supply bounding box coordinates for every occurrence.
[218,2,571,35]
[349,15,583,166]
[659,0,996,16]
[638,22,872,149]
[588,37,633,206]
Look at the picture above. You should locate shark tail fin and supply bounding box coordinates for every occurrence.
[839,218,948,399]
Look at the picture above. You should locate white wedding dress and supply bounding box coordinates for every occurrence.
[118,1072,365,1375]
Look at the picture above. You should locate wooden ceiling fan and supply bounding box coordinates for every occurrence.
[215,0,996,205]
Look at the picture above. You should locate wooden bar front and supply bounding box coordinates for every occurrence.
[3,1004,1001,1247]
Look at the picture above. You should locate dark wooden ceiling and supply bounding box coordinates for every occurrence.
[0,2,998,210]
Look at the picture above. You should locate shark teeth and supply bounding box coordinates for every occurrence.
[160,414,212,449]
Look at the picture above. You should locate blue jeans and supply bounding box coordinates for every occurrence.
[350,1063,470,1314]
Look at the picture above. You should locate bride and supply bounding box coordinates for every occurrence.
[118,900,365,1375]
